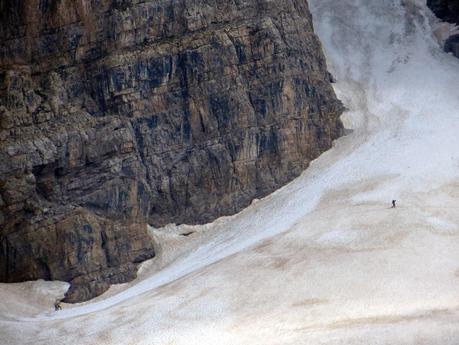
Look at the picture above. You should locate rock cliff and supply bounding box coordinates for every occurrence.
[428,0,459,57]
[428,0,459,23]
[0,0,343,302]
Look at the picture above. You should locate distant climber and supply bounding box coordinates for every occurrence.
[391,200,396,208]
[54,300,62,311]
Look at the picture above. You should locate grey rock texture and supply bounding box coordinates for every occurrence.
[0,0,343,302]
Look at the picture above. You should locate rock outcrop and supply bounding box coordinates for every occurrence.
[428,0,459,57]
[428,0,459,23]
[0,0,343,302]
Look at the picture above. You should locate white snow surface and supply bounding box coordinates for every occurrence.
[3,0,459,344]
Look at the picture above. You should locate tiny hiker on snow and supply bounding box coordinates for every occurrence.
[391,200,396,208]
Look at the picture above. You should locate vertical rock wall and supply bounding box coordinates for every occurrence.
[428,0,459,57]
[428,0,459,23]
[0,0,343,302]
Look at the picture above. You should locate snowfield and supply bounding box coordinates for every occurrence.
[2,0,459,344]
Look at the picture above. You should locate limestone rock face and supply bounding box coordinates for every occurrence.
[0,0,343,302]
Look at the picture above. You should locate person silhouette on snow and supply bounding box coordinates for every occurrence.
[391,200,396,208]
[54,300,62,311]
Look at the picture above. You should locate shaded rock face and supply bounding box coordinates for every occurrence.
[0,0,343,302]
[428,0,459,57]
[428,0,459,23]
[444,35,459,57]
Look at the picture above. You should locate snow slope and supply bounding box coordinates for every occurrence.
[2,0,459,344]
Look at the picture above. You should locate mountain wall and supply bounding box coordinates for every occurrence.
[428,0,459,23]
[428,0,459,57]
[0,0,343,302]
